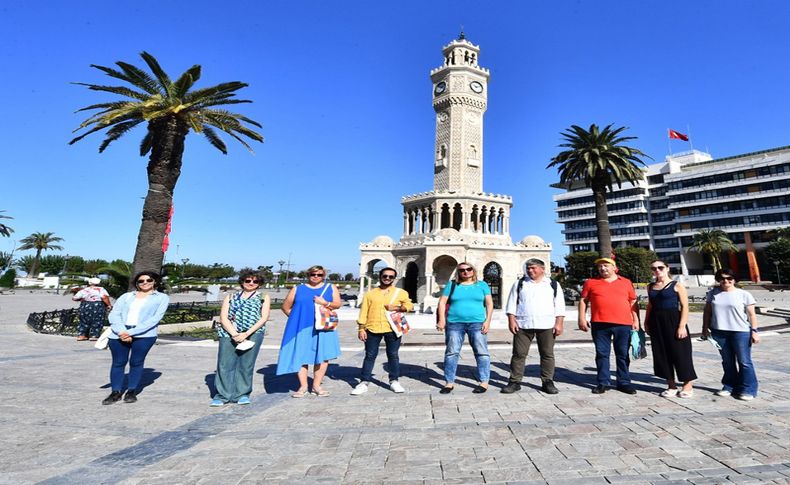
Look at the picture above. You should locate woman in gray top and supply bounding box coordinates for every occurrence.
[701,268,760,400]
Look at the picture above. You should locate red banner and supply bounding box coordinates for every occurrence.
[162,205,174,253]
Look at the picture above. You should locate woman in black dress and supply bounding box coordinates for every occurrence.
[644,260,697,398]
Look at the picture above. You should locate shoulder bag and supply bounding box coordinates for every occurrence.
[314,284,339,331]
[384,288,410,337]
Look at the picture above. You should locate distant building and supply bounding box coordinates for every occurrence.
[553,146,790,282]
[359,34,551,309]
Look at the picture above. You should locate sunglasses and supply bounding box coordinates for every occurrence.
[458,267,474,273]
[380,274,395,280]
[720,276,735,281]
[243,279,261,284]
[137,278,154,284]
[309,273,325,277]
[650,266,665,271]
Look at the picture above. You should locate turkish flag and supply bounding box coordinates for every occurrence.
[668,129,689,141]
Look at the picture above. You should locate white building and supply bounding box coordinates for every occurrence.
[360,34,551,309]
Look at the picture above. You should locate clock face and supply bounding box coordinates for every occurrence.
[470,81,483,93]
[434,81,447,95]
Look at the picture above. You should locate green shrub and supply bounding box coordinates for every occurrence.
[0,268,16,288]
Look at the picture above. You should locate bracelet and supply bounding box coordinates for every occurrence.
[750,328,759,333]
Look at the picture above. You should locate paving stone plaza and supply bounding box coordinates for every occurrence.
[1,291,790,484]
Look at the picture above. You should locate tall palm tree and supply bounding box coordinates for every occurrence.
[69,52,263,280]
[690,229,738,272]
[0,211,13,237]
[547,124,650,258]
[17,232,64,277]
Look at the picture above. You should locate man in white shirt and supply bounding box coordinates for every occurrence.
[501,258,566,394]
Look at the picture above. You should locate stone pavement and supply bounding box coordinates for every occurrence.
[1,292,790,484]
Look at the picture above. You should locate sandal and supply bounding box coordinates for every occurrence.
[291,389,308,398]
[660,388,678,398]
[678,389,694,398]
[311,387,330,397]
[439,386,454,394]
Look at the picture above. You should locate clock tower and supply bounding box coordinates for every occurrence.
[430,32,490,194]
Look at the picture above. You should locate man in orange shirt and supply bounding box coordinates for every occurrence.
[578,258,639,394]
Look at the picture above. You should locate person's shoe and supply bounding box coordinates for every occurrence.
[123,390,137,403]
[677,389,694,398]
[237,396,251,405]
[541,380,559,395]
[102,391,123,405]
[439,386,454,394]
[660,388,678,398]
[472,385,488,394]
[500,382,521,394]
[76,335,89,341]
[736,394,755,401]
[617,385,637,395]
[591,385,607,394]
[389,381,405,394]
[350,382,369,396]
[715,389,732,397]
[210,398,225,407]
[89,337,99,341]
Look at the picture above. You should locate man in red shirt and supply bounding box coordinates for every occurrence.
[578,258,639,394]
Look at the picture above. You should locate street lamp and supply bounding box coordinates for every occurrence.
[181,258,190,279]
[772,260,782,285]
[56,254,70,295]
[277,260,285,287]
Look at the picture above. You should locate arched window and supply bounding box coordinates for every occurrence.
[440,203,450,229]
[452,203,463,230]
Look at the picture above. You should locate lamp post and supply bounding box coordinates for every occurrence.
[277,260,285,287]
[56,254,71,294]
[772,260,782,285]
[181,258,190,279]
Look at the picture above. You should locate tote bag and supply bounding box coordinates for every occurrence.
[314,284,339,331]
[384,288,410,337]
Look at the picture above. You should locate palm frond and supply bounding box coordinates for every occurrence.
[75,101,134,113]
[201,125,227,154]
[184,82,248,103]
[171,65,201,98]
[99,119,145,152]
[115,61,162,95]
[73,82,150,101]
[139,128,153,156]
[140,52,172,95]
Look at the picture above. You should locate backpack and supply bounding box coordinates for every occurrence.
[516,277,558,307]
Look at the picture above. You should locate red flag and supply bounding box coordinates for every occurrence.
[162,205,174,253]
[162,234,170,253]
[668,129,689,141]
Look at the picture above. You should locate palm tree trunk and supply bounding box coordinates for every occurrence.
[130,117,188,287]
[592,184,613,258]
[31,248,42,278]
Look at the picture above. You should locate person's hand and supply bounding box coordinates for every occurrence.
[752,332,761,344]
[436,320,445,332]
[578,319,589,332]
[508,320,518,335]
[676,326,688,339]
[358,329,367,342]
[553,322,564,337]
[481,322,490,335]
[384,304,401,312]
[313,296,329,306]
[632,321,639,330]
[701,327,710,339]
[232,332,247,343]
[119,331,131,340]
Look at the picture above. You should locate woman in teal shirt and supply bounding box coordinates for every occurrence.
[436,262,494,394]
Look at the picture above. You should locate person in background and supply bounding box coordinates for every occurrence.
[103,271,169,405]
[211,270,270,406]
[73,277,112,341]
[644,260,696,398]
[702,268,760,401]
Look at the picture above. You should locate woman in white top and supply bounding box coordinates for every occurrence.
[104,271,169,405]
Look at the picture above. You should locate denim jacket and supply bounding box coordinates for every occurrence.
[108,291,170,338]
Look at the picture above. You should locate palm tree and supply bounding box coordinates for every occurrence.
[0,211,13,237]
[690,229,739,273]
[17,232,64,277]
[547,124,650,258]
[69,52,263,280]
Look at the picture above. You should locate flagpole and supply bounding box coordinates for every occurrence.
[667,128,673,157]
[687,123,695,152]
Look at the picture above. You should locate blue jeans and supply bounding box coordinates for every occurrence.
[444,322,490,384]
[711,329,758,396]
[108,337,157,392]
[591,323,632,387]
[361,330,401,382]
[214,332,265,402]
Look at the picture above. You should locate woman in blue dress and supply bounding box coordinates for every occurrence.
[276,265,341,397]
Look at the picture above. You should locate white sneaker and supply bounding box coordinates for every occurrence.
[736,394,754,401]
[715,389,732,397]
[390,381,405,393]
[350,382,369,395]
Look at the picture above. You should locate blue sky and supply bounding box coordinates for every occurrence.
[3,1,790,275]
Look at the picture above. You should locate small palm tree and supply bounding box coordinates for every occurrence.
[547,124,650,258]
[0,211,13,237]
[97,260,132,298]
[690,229,738,272]
[17,232,64,277]
[70,52,263,280]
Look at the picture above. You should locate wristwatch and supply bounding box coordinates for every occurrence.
[750,328,759,333]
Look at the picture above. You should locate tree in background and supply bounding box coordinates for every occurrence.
[70,52,263,281]
[690,229,738,273]
[0,268,16,288]
[84,259,110,274]
[547,124,649,258]
[327,273,341,282]
[97,260,132,298]
[343,273,355,282]
[0,251,13,272]
[564,251,599,285]
[765,231,790,284]
[0,211,13,237]
[17,232,64,277]
[612,247,658,284]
